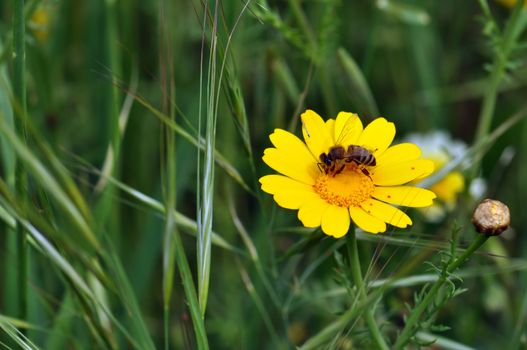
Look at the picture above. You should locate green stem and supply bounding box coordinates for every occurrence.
[13,0,27,111]
[94,0,122,246]
[13,0,28,326]
[300,273,393,350]
[163,306,169,350]
[160,2,177,347]
[394,234,489,349]
[105,0,121,159]
[347,228,389,350]
[0,0,39,64]
[472,1,527,178]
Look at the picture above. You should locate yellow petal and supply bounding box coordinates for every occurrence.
[263,148,318,185]
[260,175,319,209]
[334,112,363,146]
[361,198,412,228]
[372,186,436,207]
[321,205,350,238]
[326,119,336,143]
[260,174,313,193]
[269,128,317,162]
[349,206,386,234]
[357,118,395,155]
[431,171,464,204]
[375,143,421,166]
[298,197,330,228]
[372,159,435,186]
[274,192,320,209]
[301,110,333,159]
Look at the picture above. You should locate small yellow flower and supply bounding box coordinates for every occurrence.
[429,159,464,207]
[259,110,436,237]
[406,131,468,221]
[496,0,527,8]
[30,6,51,43]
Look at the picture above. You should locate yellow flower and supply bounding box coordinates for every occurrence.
[259,110,436,237]
[30,6,51,43]
[496,0,527,8]
[406,131,468,222]
[429,159,464,207]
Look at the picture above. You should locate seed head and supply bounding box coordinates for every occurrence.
[472,199,510,236]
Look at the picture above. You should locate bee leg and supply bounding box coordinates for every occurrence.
[361,167,372,178]
[335,164,345,176]
[317,163,324,173]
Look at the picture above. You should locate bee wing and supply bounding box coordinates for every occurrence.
[334,112,363,147]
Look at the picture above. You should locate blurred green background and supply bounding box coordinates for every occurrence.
[0,0,527,349]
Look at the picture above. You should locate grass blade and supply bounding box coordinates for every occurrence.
[125,91,253,193]
[105,250,156,350]
[0,60,18,319]
[0,319,39,350]
[197,0,220,317]
[0,114,100,250]
[12,0,29,327]
[87,167,243,254]
[158,1,178,347]
[0,190,153,349]
[237,261,282,346]
[337,47,380,117]
[174,230,210,349]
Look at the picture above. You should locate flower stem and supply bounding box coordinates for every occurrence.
[394,234,489,349]
[13,0,28,327]
[472,1,527,178]
[347,228,389,350]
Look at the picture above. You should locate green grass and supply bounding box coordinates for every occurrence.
[1,0,527,349]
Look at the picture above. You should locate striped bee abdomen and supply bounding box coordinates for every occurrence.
[346,145,376,166]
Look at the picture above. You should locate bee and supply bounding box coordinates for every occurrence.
[308,114,376,176]
[319,145,376,176]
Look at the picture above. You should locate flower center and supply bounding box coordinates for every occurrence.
[314,163,374,207]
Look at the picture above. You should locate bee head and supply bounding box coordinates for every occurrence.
[319,153,331,166]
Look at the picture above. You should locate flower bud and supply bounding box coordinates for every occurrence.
[471,199,510,236]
